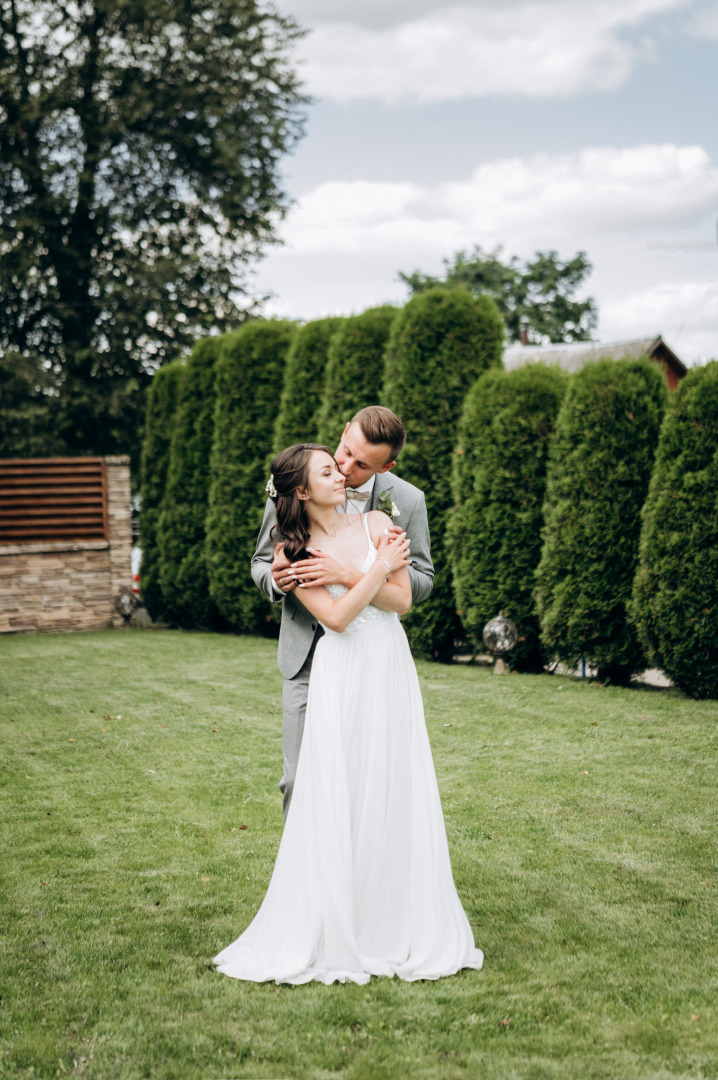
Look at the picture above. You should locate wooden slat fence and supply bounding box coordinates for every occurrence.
[0,458,109,544]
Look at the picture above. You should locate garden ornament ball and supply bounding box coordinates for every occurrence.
[115,588,138,627]
[482,611,519,674]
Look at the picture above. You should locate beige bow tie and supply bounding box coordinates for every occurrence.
[346,489,371,502]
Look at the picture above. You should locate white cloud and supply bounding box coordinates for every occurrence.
[256,143,718,365]
[275,144,718,255]
[285,181,426,252]
[685,0,718,35]
[601,282,718,362]
[285,0,693,103]
[283,0,443,31]
[284,0,686,32]
[444,144,718,240]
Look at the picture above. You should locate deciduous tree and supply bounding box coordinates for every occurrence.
[401,247,596,344]
[0,0,306,461]
[0,352,64,457]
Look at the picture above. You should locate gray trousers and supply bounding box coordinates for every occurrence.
[279,631,322,820]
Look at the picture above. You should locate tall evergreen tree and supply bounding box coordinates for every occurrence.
[449,364,568,671]
[535,358,667,683]
[206,321,297,633]
[273,318,343,451]
[316,307,398,450]
[383,287,504,660]
[632,361,718,698]
[0,0,306,460]
[156,337,224,629]
[139,361,184,620]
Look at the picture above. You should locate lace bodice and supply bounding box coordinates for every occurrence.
[322,516,398,635]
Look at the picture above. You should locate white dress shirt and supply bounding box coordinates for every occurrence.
[340,476,375,515]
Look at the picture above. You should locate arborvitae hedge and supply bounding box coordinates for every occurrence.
[449,364,568,671]
[156,336,224,629]
[206,320,297,633]
[535,358,667,683]
[273,317,343,451]
[631,361,718,698]
[316,306,398,450]
[138,361,183,621]
[383,287,504,660]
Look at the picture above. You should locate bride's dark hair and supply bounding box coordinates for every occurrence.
[268,443,337,561]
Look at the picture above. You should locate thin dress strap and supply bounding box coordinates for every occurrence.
[361,512,374,550]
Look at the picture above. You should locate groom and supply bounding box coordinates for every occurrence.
[251,405,434,818]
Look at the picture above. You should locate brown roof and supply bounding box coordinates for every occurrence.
[503,335,687,380]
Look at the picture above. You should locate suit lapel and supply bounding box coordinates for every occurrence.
[370,472,394,513]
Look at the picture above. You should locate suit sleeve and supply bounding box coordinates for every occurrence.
[400,491,434,606]
[251,499,283,603]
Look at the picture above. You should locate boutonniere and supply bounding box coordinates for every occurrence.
[377,490,400,519]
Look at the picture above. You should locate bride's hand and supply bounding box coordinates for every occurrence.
[377,530,411,574]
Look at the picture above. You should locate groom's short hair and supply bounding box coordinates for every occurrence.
[352,406,406,461]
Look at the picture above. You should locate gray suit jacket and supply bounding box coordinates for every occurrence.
[251,471,434,679]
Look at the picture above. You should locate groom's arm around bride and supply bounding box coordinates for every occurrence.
[252,413,433,608]
[250,406,434,817]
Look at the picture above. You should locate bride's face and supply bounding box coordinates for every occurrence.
[301,450,346,508]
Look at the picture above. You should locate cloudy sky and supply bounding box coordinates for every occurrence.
[255,0,718,365]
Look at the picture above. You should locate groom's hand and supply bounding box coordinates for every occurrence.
[290,548,354,589]
[290,525,404,588]
[271,543,296,593]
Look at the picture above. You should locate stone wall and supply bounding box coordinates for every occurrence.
[106,455,133,616]
[0,456,132,634]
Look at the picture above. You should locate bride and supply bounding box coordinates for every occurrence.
[213,443,484,985]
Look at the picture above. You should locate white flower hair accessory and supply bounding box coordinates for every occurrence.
[265,474,277,499]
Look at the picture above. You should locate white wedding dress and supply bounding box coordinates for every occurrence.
[213,516,483,985]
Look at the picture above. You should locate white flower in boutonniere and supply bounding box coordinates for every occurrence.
[377,491,400,519]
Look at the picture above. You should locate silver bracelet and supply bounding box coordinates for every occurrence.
[379,556,392,575]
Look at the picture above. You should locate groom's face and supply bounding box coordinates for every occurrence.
[334,422,395,489]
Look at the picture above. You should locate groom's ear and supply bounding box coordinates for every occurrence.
[378,460,396,474]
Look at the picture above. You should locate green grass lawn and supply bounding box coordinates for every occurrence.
[1,628,717,1080]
